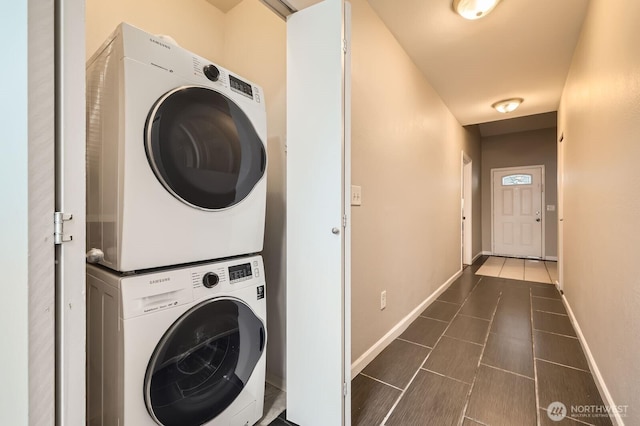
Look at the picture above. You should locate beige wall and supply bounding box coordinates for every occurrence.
[86,0,226,60]
[350,0,481,361]
[558,0,640,421]
[481,128,558,258]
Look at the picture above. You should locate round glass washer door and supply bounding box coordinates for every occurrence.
[145,86,267,210]
[144,297,266,426]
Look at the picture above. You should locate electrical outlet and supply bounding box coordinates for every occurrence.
[380,290,387,310]
[351,185,362,206]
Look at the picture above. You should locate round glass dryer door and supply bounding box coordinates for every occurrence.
[145,86,266,210]
[144,298,266,426]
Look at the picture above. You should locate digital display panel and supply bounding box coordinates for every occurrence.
[230,75,253,98]
[229,263,252,282]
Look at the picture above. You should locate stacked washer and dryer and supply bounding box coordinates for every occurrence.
[85,23,268,426]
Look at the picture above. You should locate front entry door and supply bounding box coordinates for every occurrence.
[492,166,543,258]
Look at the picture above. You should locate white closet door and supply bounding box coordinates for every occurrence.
[286,0,351,424]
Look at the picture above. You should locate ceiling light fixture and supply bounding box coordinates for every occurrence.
[452,0,502,20]
[492,98,524,113]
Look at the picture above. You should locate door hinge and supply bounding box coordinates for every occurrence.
[342,214,347,228]
[343,382,348,396]
[54,211,73,245]
[342,39,347,53]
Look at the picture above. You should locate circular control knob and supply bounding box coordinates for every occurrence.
[202,272,219,288]
[203,64,220,82]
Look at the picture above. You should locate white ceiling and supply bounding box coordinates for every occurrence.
[288,0,589,127]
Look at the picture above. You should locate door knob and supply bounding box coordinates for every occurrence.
[536,218,541,222]
[332,227,340,235]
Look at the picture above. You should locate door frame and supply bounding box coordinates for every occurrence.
[557,133,564,289]
[56,0,87,423]
[490,165,545,259]
[461,152,473,266]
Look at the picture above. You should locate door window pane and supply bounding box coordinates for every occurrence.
[502,174,532,186]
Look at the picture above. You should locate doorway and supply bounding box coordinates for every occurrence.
[491,165,544,258]
[462,153,472,266]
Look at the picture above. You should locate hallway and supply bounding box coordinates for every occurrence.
[351,257,612,425]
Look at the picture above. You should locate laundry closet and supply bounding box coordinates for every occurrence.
[84,1,286,425]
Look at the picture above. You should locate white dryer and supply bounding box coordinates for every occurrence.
[86,23,267,272]
[87,255,267,426]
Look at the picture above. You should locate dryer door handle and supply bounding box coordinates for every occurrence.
[259,327,266,352]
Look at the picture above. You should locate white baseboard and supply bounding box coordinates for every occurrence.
[481,250,492,256]
[472,252,484,263]
[350,268,463,379]
[561,295,624,426]
[266,372,286,392]
[545,256,558,261]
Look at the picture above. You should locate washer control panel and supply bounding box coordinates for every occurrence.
[190,255,264,300]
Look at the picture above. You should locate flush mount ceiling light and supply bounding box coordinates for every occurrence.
[492,98,524,113]
[452,0,502,20]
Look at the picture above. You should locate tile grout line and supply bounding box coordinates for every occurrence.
[532,294,565,302]
[434,299,463,307]
[440,334,485,347]
[531,287,542,426]
[534,329,579,340]
[420,368,471,386]
[464,415,491,426]
[456,313,492,322]
[381,277,483,425]
[358,373,404,392]
[458,292,502,426]
[533,310,569,318]
[533,308,568,316]
[417,315,451,324]
[535,357,592,374]
[532,325,576,338]
[395,337,432,349]
[479,362,534,381]
[496,256,506,279]
[543,261,555,285]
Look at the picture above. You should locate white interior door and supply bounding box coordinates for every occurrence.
[286,0,351,425]
[462,154,472,265]
[492,166,544,258]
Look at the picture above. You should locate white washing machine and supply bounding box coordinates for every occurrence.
[86,23,267,272]
[86,255,267,426]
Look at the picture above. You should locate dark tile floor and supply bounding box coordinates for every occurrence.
[351,256,614,426]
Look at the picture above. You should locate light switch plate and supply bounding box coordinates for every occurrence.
[351,185,362,206]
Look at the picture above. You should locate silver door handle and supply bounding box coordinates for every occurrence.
[332,227,340,235]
